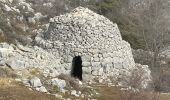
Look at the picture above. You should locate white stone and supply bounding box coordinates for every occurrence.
[54,94,63,99]
[82,67,91,74]
[43,2,53,7]
[15,79,22,82]
[28,17,36,24]
[98,68,103,76]
[22,79,30,87]
[4,5,12,11]
[99,79,103,83]
[48,78,66,90]
[29,77,42,87]
[78,81,83,85]
[82,62,91,67]
[39,86,48,93]
[71,90,79,97]
[49,69,60,77]
[92,70,98,76]
[91,62,100,67]
[9,0,13,3]
[34,12,44,20]
[6,59,25,70]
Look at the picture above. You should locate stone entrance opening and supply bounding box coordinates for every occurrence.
[71,56,83,80]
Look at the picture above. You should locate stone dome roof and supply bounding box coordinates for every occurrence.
[44,7,122,48]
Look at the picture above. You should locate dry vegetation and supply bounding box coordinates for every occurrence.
[0,78,16,88]
[0,74,169,100]
[0,68,57,100]
[0,84,57,100]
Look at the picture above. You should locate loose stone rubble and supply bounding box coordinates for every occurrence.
[0,43,60,70]
[47,78,66,91]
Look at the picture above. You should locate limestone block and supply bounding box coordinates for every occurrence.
[67,56,73,63]
[64,63,72,70]
[47,78,66,90]
[98,68,104,76]
[103,57,113,63]
[91,70,98,76]
[82,67,91,74]
[82,62,91,67]
[30,77,42,87]
[91,62,101,67]
[82,55,91,62]
[93,57,100,62]
[82,74,94,81]
[6,59,25,70]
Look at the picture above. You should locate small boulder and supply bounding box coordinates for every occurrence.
[39,86,48,93]
[48,78,66,90]
[29,77,42,87]
[78,81,82,85]
[54,94,63,99]
[22,79,30,87]
[71,90,79,97]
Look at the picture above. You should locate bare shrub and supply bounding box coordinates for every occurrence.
[122,64,152,90]
[151,66,170,92]
[58,74,81,91]
[119,64,158,100]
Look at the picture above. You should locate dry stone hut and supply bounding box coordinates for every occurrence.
[35,7,136,82]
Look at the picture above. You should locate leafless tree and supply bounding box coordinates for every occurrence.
[126,0,169,93]
[126,0,168,68]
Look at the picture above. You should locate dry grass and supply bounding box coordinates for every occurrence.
[93,85,122,100]
[0,68,169,100]
[0,83,57,100]
[160,93,170,100]
[0,78,169,100]
[28,68,42,77]
[0,78,16,88]
[90,84,164,100]
[120,90,160,100]
[0,68,58,100]
[58,74,81,90]
[0,76,57,100]
[17,68,44,80]
[0,67,17,78]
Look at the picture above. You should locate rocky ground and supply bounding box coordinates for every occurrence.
[0,67,168,100]
[0,76,169,100]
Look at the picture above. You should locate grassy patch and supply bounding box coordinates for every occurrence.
[28,68,41,77]
[0,78,16,88]
[0,82,57,100]
[160,93,170,100]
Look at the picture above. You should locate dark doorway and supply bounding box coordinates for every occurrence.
[71,56,83,80]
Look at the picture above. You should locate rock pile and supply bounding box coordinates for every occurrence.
[35,7,136,82]
[0,43,60,70]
